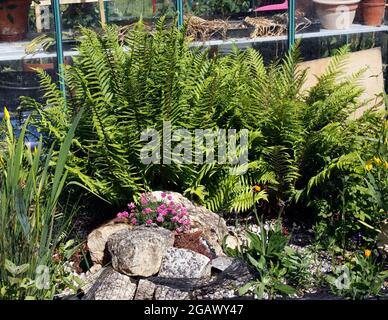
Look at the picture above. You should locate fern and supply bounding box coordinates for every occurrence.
[22,19,382,216]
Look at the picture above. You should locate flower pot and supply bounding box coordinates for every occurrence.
[0,0,32,41]
[313,0,361,30]
[362,1,386,26]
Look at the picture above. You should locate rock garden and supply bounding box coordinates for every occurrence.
[0,19,387,301]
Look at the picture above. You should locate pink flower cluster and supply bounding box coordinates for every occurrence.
[116,192,190,233]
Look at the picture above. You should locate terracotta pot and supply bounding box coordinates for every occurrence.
[362,1,386,25]
[0,0,32,41]
[313,0,361,30]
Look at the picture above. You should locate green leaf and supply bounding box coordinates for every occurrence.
[274,282,296,295]
[238,282,253,296]
[4,259,17,275]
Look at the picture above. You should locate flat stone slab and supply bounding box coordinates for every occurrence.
[159,247,211,279]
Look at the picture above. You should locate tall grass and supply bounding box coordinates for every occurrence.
[0,108,82,299]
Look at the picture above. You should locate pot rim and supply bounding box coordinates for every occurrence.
[313,0,360,5]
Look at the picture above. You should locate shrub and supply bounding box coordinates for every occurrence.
[0,108,82,299]
[327,250,387,299]
[22,18,384,218]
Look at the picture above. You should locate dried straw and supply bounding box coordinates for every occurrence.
[244,16,286,38]
[185,16,229,41]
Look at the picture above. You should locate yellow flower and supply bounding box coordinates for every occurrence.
[3,107,10,121]
[253,185,261,193]
[365,160,373,171]
[384,161,388,170]
[373,156,382,166]
[364,249,372,257]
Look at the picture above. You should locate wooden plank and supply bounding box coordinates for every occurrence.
[297,48,385,119]
[99,0,106,29]
[34,5,43,33]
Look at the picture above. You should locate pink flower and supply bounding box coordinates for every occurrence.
[117,211,129,219]
[156,215,164,223]
[128,202,136,209]
[146,219,153,225]
[182,219,190,225]
[131,218,137,225]
[176,227,184,233]
[143,207,153,214]
[171,216,179,222]
[169,201,175,207]
[167,195,173,201]
[161,192,167,198]
[140,194,148,205]
[159,203,166,210]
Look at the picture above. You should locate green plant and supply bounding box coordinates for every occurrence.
[22,19,383,219]
[0,240,82,300]
[0,107,82,300]
[187,0,251,16]
[235,215,296,299]
[282,246,316,291]
[310,109,388,250]
[327,250,388,299]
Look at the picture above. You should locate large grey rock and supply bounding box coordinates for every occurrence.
[108,226,174,277]
[134,279,156,300]
[87,220,132,265]
[83,267,137,300]
[159,247,211,279]
[148,191,228,256]
[154,285,189,300]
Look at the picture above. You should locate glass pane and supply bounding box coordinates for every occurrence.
[184,0,290,59]
[107,0,177,25]
[0,3,59,147]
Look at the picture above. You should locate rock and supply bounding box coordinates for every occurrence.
[134,279,156,300]
[211,256,235,272]
[154,285,189,300]
[88,264,102,275]
[82,267,106,295]
[83,267,137,300]
[159,247,211,279]
[377,220,388,254]
[108,226,174,277]
[87,220,132,265]
[148,191,228,256]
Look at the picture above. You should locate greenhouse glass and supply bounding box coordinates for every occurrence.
[0,0,387,101]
